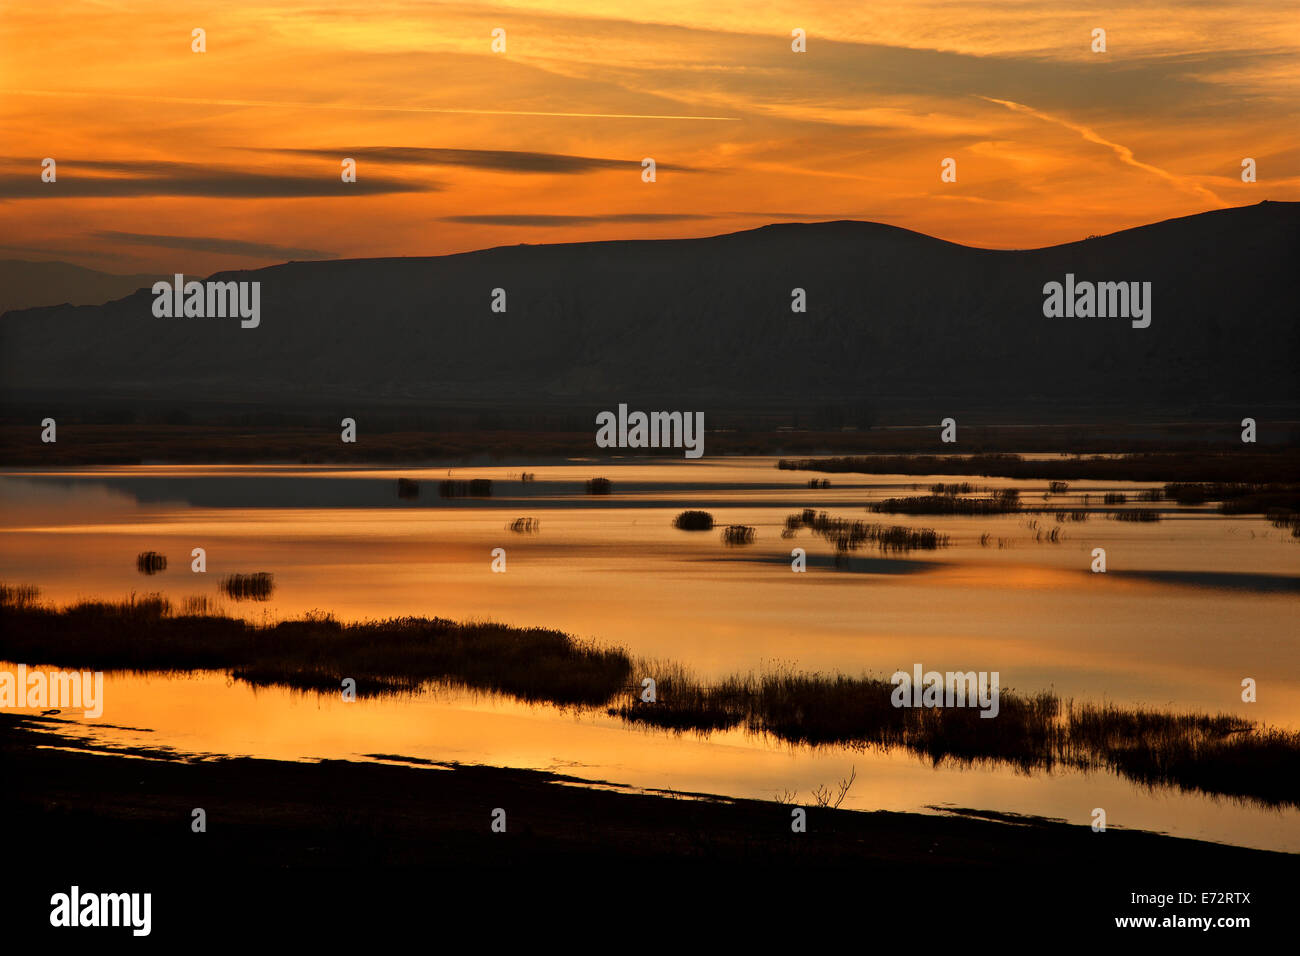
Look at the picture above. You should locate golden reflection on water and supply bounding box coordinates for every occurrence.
[2,459,1298,850]
[4,668,1297,853]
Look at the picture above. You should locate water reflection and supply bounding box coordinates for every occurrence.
[1,459,1298,851]
[5,668,1297,853]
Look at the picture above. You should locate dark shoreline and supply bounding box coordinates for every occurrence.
[3,713,1295,937]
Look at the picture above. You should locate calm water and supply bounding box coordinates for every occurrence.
[2,459,1298,850]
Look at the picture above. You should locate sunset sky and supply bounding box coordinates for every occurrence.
[1,0,1297,274]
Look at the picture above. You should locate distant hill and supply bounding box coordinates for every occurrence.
[2,203,1296,422]
[0,260,156,315]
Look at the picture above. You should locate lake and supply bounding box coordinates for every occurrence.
[2,458,1297,850]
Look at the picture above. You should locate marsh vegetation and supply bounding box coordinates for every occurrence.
[792,510,948,552]
[3,586,1295,808]
[135,551,167,574]
[221,572,275,601]
[869,490,1021,516]
[672,510,715,531]
[721,524,756,546]
[439,479,492,497]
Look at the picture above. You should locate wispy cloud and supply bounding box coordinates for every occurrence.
[4,89,739,122]
[979,96,1228,206]
[3,0,1291,267]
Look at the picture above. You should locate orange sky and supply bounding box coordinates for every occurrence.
[1,1,1297,274]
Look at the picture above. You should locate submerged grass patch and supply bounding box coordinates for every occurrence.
[721,524,755,545]
[439,478,492,497]
[221,572,275,601]
[135,551,167,574]
[793,510,949,552]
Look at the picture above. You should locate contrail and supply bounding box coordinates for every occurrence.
[5,89,740,122]
[979,95,1226,206]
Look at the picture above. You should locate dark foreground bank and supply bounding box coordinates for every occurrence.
[1,714,1293,940]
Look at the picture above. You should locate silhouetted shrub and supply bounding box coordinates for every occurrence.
[673,511,714,531]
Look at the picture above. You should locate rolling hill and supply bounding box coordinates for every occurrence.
[2,202,1296,423]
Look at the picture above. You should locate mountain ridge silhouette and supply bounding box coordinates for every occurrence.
[3,202,1296,420]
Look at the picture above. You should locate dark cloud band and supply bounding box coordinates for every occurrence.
[439,213,714,226]
[92,231,336,260]
[254,146,696,174]
[0,158,439,198]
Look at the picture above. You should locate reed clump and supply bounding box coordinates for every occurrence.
[1266,509,1300,538]
[1163,482,1300,509]
[1110,509,1161,523]
[221,572,275,601]
[870,489,1021,516]
[610,662,746,734]
[180,594,220,616]
[0,583,40,608]
[439,479,492,497]
[136,551,167,574]
[721,525,756,546]
[672,510,715,531]
[793,511,949,553]
[931,482,976,495]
